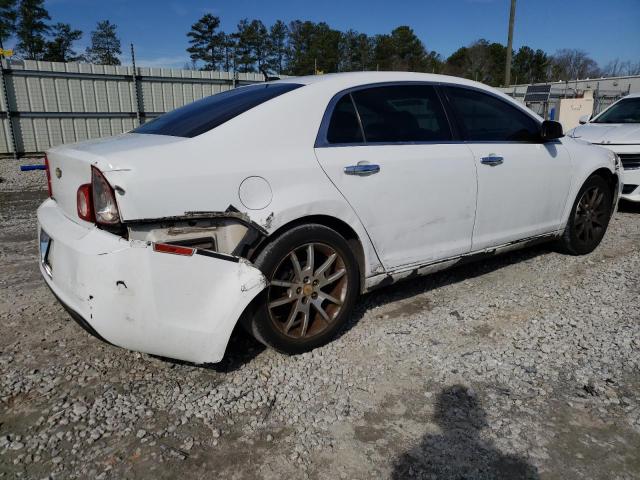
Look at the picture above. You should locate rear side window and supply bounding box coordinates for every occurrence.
[326,94,364,144]
[444,87,540,142]
[133,83,303,138]
[351,85,452,143]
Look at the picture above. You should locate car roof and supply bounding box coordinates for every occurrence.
[274,71,497,94]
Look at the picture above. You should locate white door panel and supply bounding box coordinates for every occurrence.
[315,144,477,269]
[469,142,572,250]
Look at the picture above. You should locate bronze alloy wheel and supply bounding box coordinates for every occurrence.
[574,184,609,244]
[267,242,349,339]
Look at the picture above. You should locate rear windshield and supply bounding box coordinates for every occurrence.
[133,83,303,138]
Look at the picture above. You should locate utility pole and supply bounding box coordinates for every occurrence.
[504,0,516,87]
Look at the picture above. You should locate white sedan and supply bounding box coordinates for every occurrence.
[37,72,621,364]
[570,92,640,202]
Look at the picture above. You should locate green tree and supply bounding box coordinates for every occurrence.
[512,46,549,84]
[85,20,121,65]
[286,21,341,75]
[235,19,270,73]
[339,30,373,72]
[220,32,235,72]
[16,0,50,60]
[44,23,82,62]
[444,39,507,86]
[267,20,288,74]
[0,0,18,50]
[186,14,223,70]
[373,26,441,73]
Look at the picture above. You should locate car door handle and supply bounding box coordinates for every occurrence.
[344,163,381,176]
[480,155,504,166]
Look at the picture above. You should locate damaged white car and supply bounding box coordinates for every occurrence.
[38,72,621,364]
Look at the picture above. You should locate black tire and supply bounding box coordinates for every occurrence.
[243,224,360,355]
[559,174,613,255]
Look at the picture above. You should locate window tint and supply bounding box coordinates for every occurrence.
[326,94,364,144]
[133,83,302,138]
[444,87,540,142]
[350,85,452,142]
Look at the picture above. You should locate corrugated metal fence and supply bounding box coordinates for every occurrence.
[0,59,267,157]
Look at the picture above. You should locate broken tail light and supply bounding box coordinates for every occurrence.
[77,184,94,222]
[153,243,195,256]
[91,166,121,226]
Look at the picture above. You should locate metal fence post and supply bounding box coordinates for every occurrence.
[130,43,144,126]
[0,58,18,159]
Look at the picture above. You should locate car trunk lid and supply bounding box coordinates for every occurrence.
[47,134,186,225]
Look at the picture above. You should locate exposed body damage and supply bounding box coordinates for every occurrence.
[38,199,267,364]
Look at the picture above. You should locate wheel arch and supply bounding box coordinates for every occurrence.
[249,214,369,293]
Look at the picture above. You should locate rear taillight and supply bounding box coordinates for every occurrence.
[44,155,52,197]
[77,184,94,221]
[91,166,121,225]
[153,243,195,256]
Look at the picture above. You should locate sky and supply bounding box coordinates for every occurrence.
[14,0,640,69]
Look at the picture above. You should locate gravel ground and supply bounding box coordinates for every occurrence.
[1,167,639,479]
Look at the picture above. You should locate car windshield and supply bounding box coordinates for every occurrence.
[592,98,640,124]
[133,82,303,138]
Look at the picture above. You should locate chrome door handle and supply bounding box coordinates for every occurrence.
[344,163,380,176]
[481,155,504,166]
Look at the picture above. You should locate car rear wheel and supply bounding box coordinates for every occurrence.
[245,224,360,354]
[559,174,613,255]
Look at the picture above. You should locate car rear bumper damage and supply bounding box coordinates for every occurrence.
[37,198,267,364]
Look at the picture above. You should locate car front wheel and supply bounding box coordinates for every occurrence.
[245,224,360,354]
[559,174,613,255]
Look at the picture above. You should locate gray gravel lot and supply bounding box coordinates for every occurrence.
[1,161,639,479]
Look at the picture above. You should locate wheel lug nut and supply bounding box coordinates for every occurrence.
[311,292,318,299]
[312,279,319,286]
[296,287,302,294]
[303,277,310,284]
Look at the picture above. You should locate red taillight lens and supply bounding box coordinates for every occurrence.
[91,166,121,225]
[44,155,52,198]
[77,184,93,221]
[153,243,195,256]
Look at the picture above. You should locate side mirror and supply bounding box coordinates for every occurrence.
[578,114,590,125]
[540,120,564,141]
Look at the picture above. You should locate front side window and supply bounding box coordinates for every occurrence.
[593,98,640,124]
[350,85,452,143]
[133,83,303,138]
[444,87,540,142]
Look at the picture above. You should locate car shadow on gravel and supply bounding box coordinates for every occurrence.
[340,244,552,339]
[390,385,539,480]
[151,326,266,373]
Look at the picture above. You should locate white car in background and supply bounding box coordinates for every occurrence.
[570,92,640,202]
[37,72,621,365]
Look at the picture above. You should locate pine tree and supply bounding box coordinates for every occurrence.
[267,20,288,75]
[16,0,50,60]
[0,0,18,50]
[85,20,121,65]
[45,23,82,62]
[186,14,223,70]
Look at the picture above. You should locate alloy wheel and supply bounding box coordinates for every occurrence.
[574,185,608,243]
[267,242,349,339]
